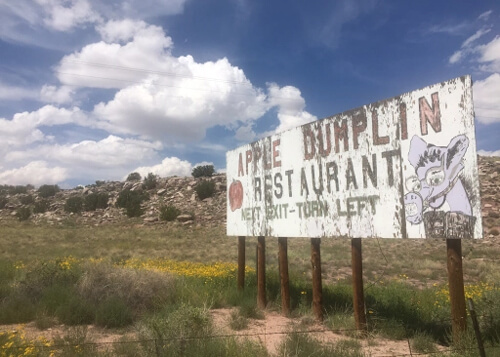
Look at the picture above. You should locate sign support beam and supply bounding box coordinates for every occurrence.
[237,236,246,290]
[447,239,467,341]
[278,237,290,316]
[311,238,323,321]
[257,236,267,309]
[352,237,367,332]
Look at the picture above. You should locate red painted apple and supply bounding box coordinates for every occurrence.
[229,180,244,211]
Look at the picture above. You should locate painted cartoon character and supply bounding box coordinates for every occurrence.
[404,134,475,238]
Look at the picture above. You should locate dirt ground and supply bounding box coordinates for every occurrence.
[0,308,446,356]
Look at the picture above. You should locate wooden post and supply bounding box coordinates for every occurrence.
[257,236,267,309]
[311,238,323,321]
[446,239,467,342]
[278,237,290,316]
[352,238,367,332]
[237,236,245,290]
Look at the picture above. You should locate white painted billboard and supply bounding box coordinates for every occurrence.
[226,76,482,239]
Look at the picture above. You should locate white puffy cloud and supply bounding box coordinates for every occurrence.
[57,22,175,89]
[0,105,85,149]
[40,85,74,104]
[96,19,149,43]
[3,135,163,185]
[235,125,257,142]
[0,161,68,186]
[132,156,193,178]
[5,135,161,167]
[265,83,317,134]
[474,73,500,124]
[35,0,101,31]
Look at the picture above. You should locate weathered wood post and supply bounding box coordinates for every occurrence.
[278,237,290,316]
[351,237,367,332]
[237,236,246,290]
[446,239,467,342]
[311,238,323,321]
[257,236,267,309]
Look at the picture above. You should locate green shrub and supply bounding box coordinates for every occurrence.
[195,180,216,200]
[77,262,175,313]
[37,184,60,198]
[143,172,158,190]
[15,206,31,221]
[56,295,95,325]
[21,259,82,302]
[278,329,363,357]
[126,172,141,181]
[192,165,215,178]
[0,196,8,209]
[84,192,109,211]
[64,196,83,213]
[12,185,29,194]
[33,199,50,213]
[19,194,34,205]
[0,293,36,323]
[411,331,438,353]
[116,190,148,217]
[95,297,133,328]
[40,284,73,314]
[159,204,181,221]
[229,310,249,330]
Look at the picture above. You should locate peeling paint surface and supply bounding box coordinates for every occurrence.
[226,76,482,239]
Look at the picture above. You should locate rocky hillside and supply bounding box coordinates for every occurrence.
[0,175,227,227]
[0,156,499,238]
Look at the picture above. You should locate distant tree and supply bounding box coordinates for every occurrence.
[116,190,148,217]
[65,196,84,213]
[16,207,31,221]
[126,172,141,182]
[195,180,216,200]
[38,185,60,198]
[84,192,109,211]
[142,172,158,190]
[191,165,215,178]
[33,199,50,214]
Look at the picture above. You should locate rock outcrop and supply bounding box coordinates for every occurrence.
[0,156,499,238]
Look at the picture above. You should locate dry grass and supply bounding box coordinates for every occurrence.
[1,217,499,288]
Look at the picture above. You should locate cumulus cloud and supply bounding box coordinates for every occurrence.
[235,125,257,142]
[474,73,500,124]
[3,135,163,185]
[40,85,74,104]
[132,156,193,178]
[96,19,149,43]
[0,105,85,149]
[0,161,68,186]
[35,0,101,31]
[265,83,317,134]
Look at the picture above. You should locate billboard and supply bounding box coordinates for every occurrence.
[226,76,482,239]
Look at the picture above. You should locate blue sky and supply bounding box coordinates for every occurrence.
[0,0,499,187]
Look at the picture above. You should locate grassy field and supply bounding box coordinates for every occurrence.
[0,218,499,356]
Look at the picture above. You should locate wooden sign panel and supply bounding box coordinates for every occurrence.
[226,76,482,239]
